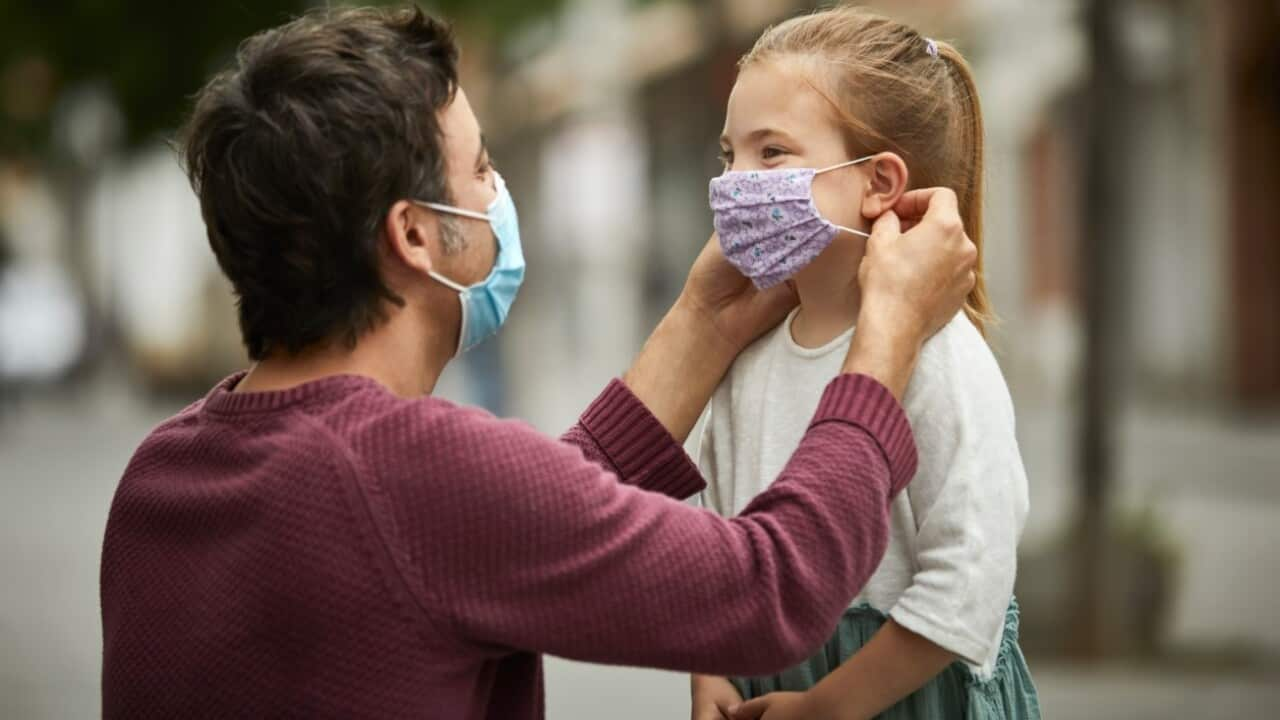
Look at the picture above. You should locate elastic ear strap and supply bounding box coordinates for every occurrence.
[427,269,470,293]
[814,155,876,175]
[834,225,872,239]
[411,200,490,222]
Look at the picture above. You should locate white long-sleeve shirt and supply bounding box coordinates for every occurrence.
[698,310,1029,677]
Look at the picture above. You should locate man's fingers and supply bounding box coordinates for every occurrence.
[892,187,959,224]
[763,279,800,306]
[890,188,932,221]
[920,192,962,239]
[869,209,901,240]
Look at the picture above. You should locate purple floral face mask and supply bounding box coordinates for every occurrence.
[709,156,873,289]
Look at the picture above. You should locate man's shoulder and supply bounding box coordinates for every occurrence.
[338,388,506,447]
[125,379,509,477]
[337,388,552,485]
[124,397,212,468]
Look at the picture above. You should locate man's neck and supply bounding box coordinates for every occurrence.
[235,310,456,399]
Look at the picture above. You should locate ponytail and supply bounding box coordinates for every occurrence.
[939,43,994,336]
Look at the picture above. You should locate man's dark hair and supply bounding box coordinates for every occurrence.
[179,6,459,360]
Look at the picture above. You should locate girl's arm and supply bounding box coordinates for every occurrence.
[728,620,954,720]
[805,619,955,720]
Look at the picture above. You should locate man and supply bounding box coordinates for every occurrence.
[100,6,977,719]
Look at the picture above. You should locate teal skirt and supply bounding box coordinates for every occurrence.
[731,601,1041,720]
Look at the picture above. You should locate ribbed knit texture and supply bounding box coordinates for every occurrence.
[100,371,915,719]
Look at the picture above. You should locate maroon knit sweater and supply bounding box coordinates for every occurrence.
[100,371,915,719]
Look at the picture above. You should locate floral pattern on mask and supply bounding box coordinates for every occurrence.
[709,167,840,290]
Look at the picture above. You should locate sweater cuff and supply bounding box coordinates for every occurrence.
[810,373,918,496]
[579,379,706,499]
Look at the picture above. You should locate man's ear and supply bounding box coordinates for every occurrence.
[860,152,910,220]
[383,200,436,277]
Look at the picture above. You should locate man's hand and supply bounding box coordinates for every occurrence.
[678,233,799,357]
[625,235,796,442]
[727,691,817,720]
[843,188,977,400]
[691,674,744,720]
[860,185,977,340]
[859,188,977,342]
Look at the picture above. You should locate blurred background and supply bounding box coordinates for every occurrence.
[1,0,1278,717]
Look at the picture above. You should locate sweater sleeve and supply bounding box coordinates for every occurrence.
[559,380,705,499]
[404,374,917,676]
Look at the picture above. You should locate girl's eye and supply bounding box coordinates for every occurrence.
[717,149,734,167]
[761,146,787,160]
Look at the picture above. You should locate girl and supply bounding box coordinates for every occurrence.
[691,6,1041,720]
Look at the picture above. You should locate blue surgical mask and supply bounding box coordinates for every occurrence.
[414,172,526,355]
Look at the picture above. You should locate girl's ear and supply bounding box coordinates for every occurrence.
[860,152,909,220]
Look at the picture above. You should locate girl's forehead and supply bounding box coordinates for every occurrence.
[725,59,841,138]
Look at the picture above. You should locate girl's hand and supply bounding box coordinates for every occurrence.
[728,691,820,720]
[691,674,744,720]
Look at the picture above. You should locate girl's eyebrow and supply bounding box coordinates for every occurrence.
[719,127,798,146]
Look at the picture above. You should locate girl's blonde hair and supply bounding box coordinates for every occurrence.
[741,5,993,334]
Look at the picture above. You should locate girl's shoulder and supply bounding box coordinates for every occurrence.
[904,312,1016,427]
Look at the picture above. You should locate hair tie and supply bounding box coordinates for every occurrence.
[924,38,939,58]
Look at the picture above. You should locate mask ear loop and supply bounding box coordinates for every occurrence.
[813,155,876,238]
[411,200,490,223]
[813,155,875,176]
[427,270,469,294]
[834,225,871,239]
[406,201,485,292]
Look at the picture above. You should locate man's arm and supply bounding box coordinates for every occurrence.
[559,378,708,500]
[406,373,913,676]
[621,234,795,445]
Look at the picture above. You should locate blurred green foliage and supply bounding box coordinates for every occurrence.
[0,0,565,157]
